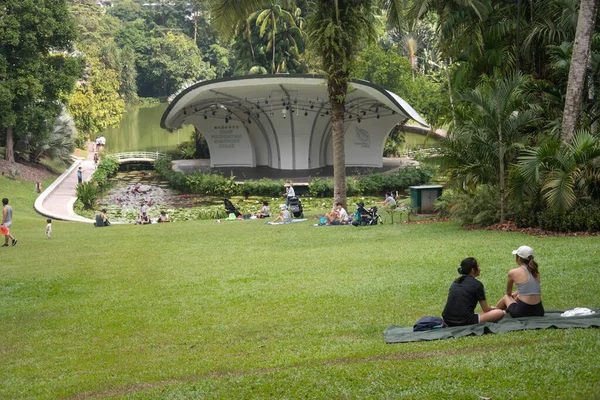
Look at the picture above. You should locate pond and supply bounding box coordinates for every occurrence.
[101,103,436,154]
[101,104,194,153]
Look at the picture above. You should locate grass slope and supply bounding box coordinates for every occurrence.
[0,176,599,399]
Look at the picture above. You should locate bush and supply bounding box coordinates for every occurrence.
[516,202,600,232]
[154,160,433,199]
[97,157,119,177]
[178,140,196,159]
[357,166,434,195]
[185,173,237,196]
[93,169,108,187]
[308,177,361,198]
[76,181,99,209]
[155,158,187,190]
[240,178,284,197]
[435,185,500,226]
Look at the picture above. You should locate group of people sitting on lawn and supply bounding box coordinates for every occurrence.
[95,209,170,226]
[442,245,544,327]
[135,210,169,225]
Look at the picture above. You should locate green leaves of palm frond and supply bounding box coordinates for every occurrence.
[211,0,265,40]
[517,130,600,213]
[522,0,578,53]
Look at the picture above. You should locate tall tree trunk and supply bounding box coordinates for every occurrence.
[5,127,15,163]
[498,125,505,224]
[329,80,347,208]
[194,14,197,42]
[561,0,600,143]
[272,13,277,74]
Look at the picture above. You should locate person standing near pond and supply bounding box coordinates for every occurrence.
[495,246,544,317]
[77,167,83,184]
[442,257,504,326]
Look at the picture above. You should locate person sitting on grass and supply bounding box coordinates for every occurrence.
[271,204,292,224]
[495,245,544,317]
[381,191,397,208]
[326,202,348,225]
[95,209,110,227]
[157,211,169,223]
[255,201,270,218]
[140,212,151,225]
[442,257,504,327]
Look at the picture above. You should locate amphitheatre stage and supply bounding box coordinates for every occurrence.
[161,74,428,176]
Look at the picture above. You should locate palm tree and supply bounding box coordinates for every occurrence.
[517,130,600,212]
[212,0,377,207]
[308,1,377,206]
[249,1,300,74]
[561,0,600,143]
[442,72,540,223]
[233,1,306,74]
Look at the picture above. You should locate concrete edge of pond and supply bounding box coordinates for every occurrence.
[34,157,96,224]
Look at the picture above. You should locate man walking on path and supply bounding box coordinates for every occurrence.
[1,198,17,247]
[77,167,83,184]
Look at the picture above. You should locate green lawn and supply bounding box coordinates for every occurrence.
[1,176,599,399]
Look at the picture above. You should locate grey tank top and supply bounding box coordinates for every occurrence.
[3,205,12,226]
[515,265,541,295]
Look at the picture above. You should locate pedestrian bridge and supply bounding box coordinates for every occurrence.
[109,151,170,163]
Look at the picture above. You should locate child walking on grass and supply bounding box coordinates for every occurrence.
[46,219,52,240]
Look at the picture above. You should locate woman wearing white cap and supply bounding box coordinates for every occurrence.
[271,204,292,223]
[495,245,544,317]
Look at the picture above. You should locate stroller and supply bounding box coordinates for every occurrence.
[223,198,242,217]
[287,196,304,218]
[352,202,382,226]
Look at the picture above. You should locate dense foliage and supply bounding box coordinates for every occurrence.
[155,157,433,197]
[0,0,82,163]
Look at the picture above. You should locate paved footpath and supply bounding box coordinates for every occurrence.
[35,143,96,223]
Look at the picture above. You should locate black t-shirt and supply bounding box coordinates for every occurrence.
[357,206,369,218]
[442,276,486,326]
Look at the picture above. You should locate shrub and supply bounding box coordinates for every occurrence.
[308,178,333,197]
[185,172,238,196]
[357,166,434,195]
[76,181,98,209]
[518,202,600,232]
[93,170,108,187]
[155,158,187,190]
[178,141,196,159]
[97,157,119,178]
[436,185,500,226]
[240,179,284,197]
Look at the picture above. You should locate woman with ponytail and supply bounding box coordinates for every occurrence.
[442,258,505,326]
[495,246,544,317]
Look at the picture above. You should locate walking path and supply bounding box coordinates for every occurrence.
[34,143,96,223]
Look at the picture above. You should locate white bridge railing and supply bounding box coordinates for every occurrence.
[108,151,170,162]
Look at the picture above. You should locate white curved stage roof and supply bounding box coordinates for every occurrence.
[161,75,427,170]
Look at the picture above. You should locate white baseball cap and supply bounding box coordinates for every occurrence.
[512,245,534,259]
[280,204,287,210]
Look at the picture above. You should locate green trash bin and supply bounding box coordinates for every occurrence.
[409,185,443,214]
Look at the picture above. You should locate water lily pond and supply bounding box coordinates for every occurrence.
[78,170,399,223]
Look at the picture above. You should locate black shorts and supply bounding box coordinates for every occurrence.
[444,314,479,327]
[508,300,544,318]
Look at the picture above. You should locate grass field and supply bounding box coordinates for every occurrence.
[1,176,599,399]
